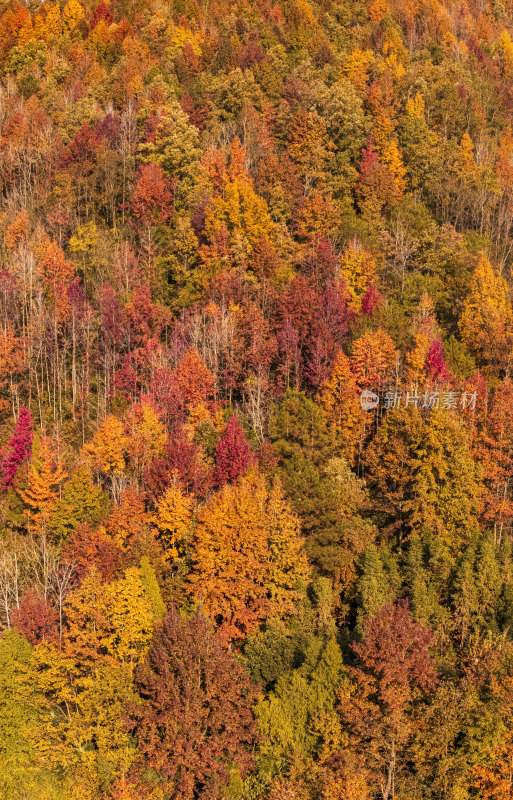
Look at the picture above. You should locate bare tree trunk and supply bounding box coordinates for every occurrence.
[382,739,396,800]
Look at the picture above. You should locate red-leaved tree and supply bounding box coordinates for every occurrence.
[129,606,259,799]
[337,600,438,800]
[214,414,252,486]
[1,406,33,488]
[11,589,58,644]
[425,338,451,383]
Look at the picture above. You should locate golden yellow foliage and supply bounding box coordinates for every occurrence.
[84,415,128,476]
[153,478,194,557]
[405,332,431,387]
[459,254,513,366]
[4,209,29,251]
[62,0,85,33]
[124,403,167,475]
[369,0,389,23]
[459,132,478,175]
[406,92,425,119]
[339,242,377,308]
[317,350,365,465]
[499,29,513,79]
[379,137,406,197]
[103,567,155,666]
[351,328,398,391]
[189,470,309,642]
[342,49,374,89]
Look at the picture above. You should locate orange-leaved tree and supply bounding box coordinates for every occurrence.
[18,435,67,531]
[351,327,398,392]
[317,349,365,465]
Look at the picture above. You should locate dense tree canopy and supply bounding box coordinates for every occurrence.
[0,0,513,796]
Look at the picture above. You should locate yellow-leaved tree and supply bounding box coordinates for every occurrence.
[200,138,275,277]
[25,563,161,798]
[459,253,513,370]
[350,327,398,392]
[188,470,310,643]
[339,242,378,310]
[153,477,194,558]
[27,570,138,799]
[124,402,167,478]
[62,0,84,34]
[102,567,155,667]
[83,415,128,501]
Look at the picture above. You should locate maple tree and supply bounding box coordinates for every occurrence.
[10,589,58,645]
[130,163,174,230]
[165,347,217,421]
[355,137,399,218]
[425,338,451,383]
[63,523,122,582]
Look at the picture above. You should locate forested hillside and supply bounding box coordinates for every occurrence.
[0,0,513,798]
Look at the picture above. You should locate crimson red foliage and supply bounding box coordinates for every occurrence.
[11,589,59,645]
[214,414,253,486]
[1,405,32,488]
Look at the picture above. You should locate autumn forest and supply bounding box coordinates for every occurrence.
[1,0,513,797]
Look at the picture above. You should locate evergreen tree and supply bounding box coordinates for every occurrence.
[139,556,166,621]
[50,466,109,540]
[256,635,347,781]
